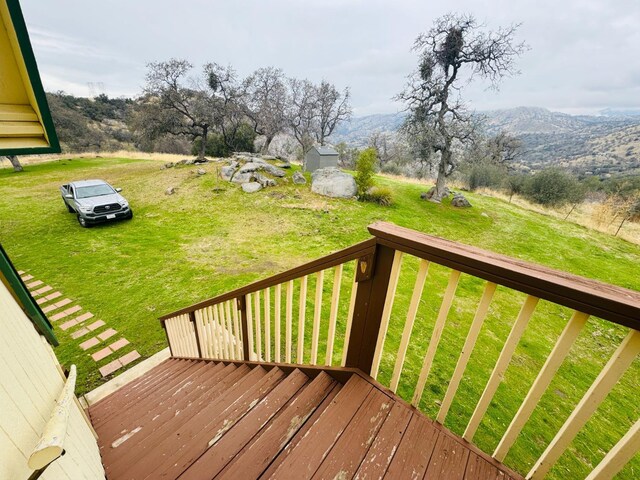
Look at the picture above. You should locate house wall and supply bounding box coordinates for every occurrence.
[0,281,105,479]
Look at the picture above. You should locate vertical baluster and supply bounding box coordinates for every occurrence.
[197,309,209,358]
[194,310,206,358]
[325,264,343,366]
[311,270,324,365]
[264,287,271,362]
[341,265,358,367]
[218,302,231,360]
[206,306,219,358]
[245,293,255,360]
[254,290,262,361]
[166,320,178,356]
[585,418,640,480]
[225,301,235,360]
[212,304,225,360]
[390,259,430,393]
[528,329,640,480]
[464,295,539,441]
[371,251,404,379]
[494,311,589,461]
[176,316,187,356]
[232,298,242,359]
[297,275,308,363]
[412,269,461,406]
[286,280,293,363]
[275,283,282,362]
[438,281,497,423]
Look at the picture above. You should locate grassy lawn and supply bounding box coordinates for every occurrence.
[1,156,638,479]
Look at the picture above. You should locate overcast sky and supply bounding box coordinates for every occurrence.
[20,0,640,116]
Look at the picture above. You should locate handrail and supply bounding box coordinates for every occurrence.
[369,221,640,331]
[159,238,375,321]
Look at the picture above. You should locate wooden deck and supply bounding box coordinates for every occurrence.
[89,358,523,479]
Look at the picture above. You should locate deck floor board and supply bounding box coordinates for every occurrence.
[90,359,523,480]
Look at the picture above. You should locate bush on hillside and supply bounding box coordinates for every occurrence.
[466,163,508,191]
[362,186,394,206]
[191,124,256,158]
[354,147,377,197]
[504,174,527,202]
[523,168,583,206]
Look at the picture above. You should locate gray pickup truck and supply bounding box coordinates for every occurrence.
[60,179,133,227]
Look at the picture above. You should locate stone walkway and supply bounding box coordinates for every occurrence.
[20,270,141,377]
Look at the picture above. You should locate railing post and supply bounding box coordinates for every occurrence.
[344,242,397,374]
[238,296,250,360]
[188,311,202,358]
[160,321,174,357]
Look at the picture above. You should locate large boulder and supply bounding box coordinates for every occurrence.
[292,171,307,185]
[421,186,451,201]
[311,168,357,199]
[231,172,253,184]
[238,162,263,174]
[262,163,286,177]
[221,164,237,181]
[241,182,262,193]
[254,173,277,187]
[451,193,472,207]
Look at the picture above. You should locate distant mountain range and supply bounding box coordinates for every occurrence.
[331,107,640,176]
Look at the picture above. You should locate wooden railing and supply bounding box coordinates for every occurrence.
[159,222,640,479]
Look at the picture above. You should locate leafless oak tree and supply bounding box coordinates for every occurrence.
[314,81,351,146]
[287,78,317,156]
[243,67,288,153]
[398,14,527,201]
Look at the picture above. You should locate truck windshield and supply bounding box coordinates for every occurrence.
[76,184,114,198]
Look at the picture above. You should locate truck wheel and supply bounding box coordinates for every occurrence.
[77,215,91,228]
[126,209,134,220]
[66,203,75,213]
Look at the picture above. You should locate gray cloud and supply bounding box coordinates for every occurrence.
[20,0,640,115]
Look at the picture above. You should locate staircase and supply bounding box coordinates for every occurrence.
[89,358,519,479]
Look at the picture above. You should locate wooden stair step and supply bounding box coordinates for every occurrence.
[90,359,191,424]
[217,371,340,480]
[384,413,440,478]
[97,361,222,445]
[106,363,254,478]
[181,369,310,479]
[143,366,287,479]
[263,373,373,479]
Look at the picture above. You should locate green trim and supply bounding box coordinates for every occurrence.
[0,243,58,346]
[1,0,60,155]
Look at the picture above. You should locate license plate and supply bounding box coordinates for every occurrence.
[106,214,116,219]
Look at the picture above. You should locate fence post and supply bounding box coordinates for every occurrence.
[238,296,250,360]
[188,311,202,358]
[344,242,396,374]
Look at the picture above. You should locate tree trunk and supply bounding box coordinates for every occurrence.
[261,135,274,154]
[198,125,208,161]
[432,151,450,202]
[7,155,23,172]
[615,216,627,236]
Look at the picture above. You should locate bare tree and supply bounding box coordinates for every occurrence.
[287,78,317,156]
[398,14,527,201]
[314,80,351,145]
[242,67,288,153]
[141,59,214,161]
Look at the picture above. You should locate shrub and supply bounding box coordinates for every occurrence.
[523,168,583,206]
[503,174,527,202]
[191,123,256,158]
[466,163,507,191]
[354,147,377,197]
[362,186,394,206]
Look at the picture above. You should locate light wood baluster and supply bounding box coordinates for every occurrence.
[341,266,358,367]
[527,329,640,479]
[437,281,497,423]
[311,270,324,365]
[325,264,343,366]
[275,283,282,362]
[212,304,225,360]
[194,310,206,359]
[254,290,262,361]
[286,280,293,363]
[494,310,589,461]
[412,269,461,406]
[217,303,230,360]
[390,259,430,393]
[232,299,242,359]
[297,275,308,363]
[224,301,235,360]
[245,293,255,361]
[464,295,539,441]
[371,250,404,379]
[264,287,271,362]
[585,417,640,480]
[207,306,219,358]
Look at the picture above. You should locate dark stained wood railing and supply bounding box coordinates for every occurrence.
[159,221,640,479]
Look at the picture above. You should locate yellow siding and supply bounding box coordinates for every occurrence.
[0,281,104,479]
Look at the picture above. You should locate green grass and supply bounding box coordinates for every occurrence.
[1,157,638,479]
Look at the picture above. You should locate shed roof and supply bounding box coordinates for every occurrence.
[311,145,339,156]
